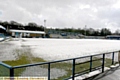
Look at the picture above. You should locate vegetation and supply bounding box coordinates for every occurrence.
[3,54,30,66]
[3,54,46,76]
[2,47,46,76]
[0,20,120,36]
[0,65,10,77]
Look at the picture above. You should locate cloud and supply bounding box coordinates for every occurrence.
[0,0,120,32]
[0,10,2,15]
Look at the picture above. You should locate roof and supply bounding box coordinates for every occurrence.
[0,25,6,30]
[9,29,45,34]
[106,35,120,37]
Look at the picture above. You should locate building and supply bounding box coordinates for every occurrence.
[0,25,6,33]
[106,35,120,40]
[0,25,6,38]
[9,29,45,38]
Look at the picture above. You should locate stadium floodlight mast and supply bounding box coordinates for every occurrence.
[44,19,46,38]
[85,25,87,36]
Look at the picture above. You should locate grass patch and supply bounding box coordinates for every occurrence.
[3,54,30,66]
[3,55,46,76]
[2,48,46,76]
[32,57,46,62]
[0,65,10,77]
[2,52,30,76]
[3,47,46,66]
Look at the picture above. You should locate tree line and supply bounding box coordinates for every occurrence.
[0,20,119,36]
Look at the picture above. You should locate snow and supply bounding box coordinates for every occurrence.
[69,76,84,80]
[1,38,120,61]
[21,38,120,61]
[0,38,4,41]
[98,67,120,80]
[0,41,22,61]
[110,64,119,68]
[20,66,67,79]
[104,67,111,71]
[87,70,101,77]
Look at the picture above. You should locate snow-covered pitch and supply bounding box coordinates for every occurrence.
[17,38,120,61]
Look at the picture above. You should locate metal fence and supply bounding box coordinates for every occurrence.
[0,51,120,80]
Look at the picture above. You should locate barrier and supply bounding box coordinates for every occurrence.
[0,51,120,80]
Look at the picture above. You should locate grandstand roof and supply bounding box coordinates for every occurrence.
[9,29,45,34]
[0,25,6,30]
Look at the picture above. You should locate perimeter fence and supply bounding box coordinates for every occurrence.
[0,51,120,80]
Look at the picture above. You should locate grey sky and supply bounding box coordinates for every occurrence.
[0,0,120,32]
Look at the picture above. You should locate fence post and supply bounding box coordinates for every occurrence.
[10,67,14,80]
[72,59,76,80]
[10,67,14,77]
[90,56,92,72]
[112,52,115,65]
[48,63,50,80]
[118,51,120,65]
[102,54,105,73]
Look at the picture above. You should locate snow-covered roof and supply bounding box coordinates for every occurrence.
[9,29,45,34]
[0,25,6,30]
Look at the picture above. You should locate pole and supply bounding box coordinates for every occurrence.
[118,51,120,65]
[90,56,92,72]
[48,63,50,80]
[10,67,14,80]
[44,20,46,38]
[72,59,76,80]
[102,54,105,73]
[85,25,87,36]
[112,52,115,65]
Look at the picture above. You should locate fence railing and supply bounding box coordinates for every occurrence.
[0,51,120,80]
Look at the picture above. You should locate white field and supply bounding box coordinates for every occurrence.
[22,38,120,61]
[7,38,120,61]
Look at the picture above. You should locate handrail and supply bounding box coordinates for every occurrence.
[0,62,12,68]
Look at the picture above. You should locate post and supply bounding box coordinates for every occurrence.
[44,20,46,38]
[85,25,87,36]
[48,63,50,80]
[102,54,105,73]
[10,67,14,80]
[112,52,115,65]
[72,59,76,80]
[118,51,120,65]
[10,67,14,77]
[90,56,93,72]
